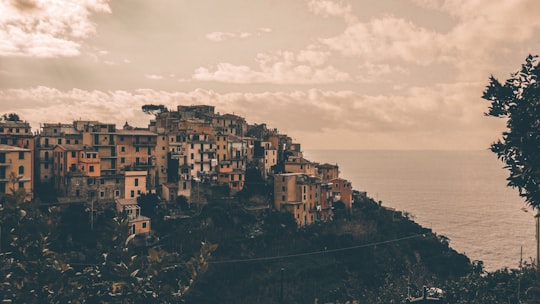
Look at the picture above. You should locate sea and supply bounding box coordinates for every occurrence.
[303,149,535,272]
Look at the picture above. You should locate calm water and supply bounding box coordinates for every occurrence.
[304,149,535,271]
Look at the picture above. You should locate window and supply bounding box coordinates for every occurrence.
[135,147,140,153]
[18,165,24,174]
[134,178,139,186]
[16,128,19,133]
[18,152,24,160]
[282,186,285,191]
[282,195,285,201]
[58,138,62,144]
[120,157,125,164]
[100,178,105,185]
[66,139,71,144]
[44,163,49,169]
[92,153,97,158]
[130,190,135,198]
[86,153,91,158]
[89,165,94,172]
[121,146,125,152]
[18,181,24,189]
[142,222,147,229]
[115,190,120,197]
[100,191,105,198]
[71,151,76,158]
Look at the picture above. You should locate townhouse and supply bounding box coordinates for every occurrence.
[0,119,35,197]
[0,144,33,200]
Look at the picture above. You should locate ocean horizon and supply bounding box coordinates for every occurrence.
[303,149,536,271]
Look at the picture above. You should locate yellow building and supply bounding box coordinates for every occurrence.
[274,173,319,226]
[217,161,245,193]
[124,171,147,199]
[0,144,33,200]
[284,156,317,176]
[317,163,340,182]
[116,198,151,235]
[0,120,35,195]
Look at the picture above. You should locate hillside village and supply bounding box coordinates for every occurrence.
[4,107,537,303]
[0,105,359,235]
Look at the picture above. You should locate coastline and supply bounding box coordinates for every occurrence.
[303,149,535,271]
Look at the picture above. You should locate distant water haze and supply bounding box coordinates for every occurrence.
[303,149,535,271]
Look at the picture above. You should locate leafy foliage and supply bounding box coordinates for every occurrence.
[141,104,168,116]
[0,191,213,303]
[483,54,540,208]
[1,113,21,121]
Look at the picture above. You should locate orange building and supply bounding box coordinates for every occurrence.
[53,144,102,199]
[330,178,353,209]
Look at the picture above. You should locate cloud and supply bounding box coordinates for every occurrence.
[145,74,164,80]
[320,15,443,65]
[325,1,540,80]
[193,48,351,84]
[306,0,354,22]
[205,28,271,42]
[0,84,502,150]
[358,62,407,78]
[0,0,111,57]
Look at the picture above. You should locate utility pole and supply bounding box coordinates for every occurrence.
[534,207,540,276]
[518,246,522,303]
[280,268,285,304]
[90,199,94,231]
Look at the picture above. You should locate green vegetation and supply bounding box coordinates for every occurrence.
[484,54,540,210]
[3,186,539,303]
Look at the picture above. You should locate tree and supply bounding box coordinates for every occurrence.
[1,113,20,121]
[483,54,540,273]
[142,104,168,116]
[483,54,540,208]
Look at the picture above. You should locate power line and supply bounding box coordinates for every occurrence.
[207,234,424,265]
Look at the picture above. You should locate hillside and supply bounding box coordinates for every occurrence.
[156,192,471,303]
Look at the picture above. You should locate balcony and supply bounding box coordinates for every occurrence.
[133,162,155,169]
[170,151,185,159]
[93,142,115,147]
[0,159,12,166]
[134,141,155,146]
[100,154,118,159]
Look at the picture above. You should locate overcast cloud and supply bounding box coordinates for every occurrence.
[1,0,539,150]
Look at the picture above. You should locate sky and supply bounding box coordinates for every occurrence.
[1,0,540,150]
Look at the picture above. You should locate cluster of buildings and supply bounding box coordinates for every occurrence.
[0,105,356,230]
